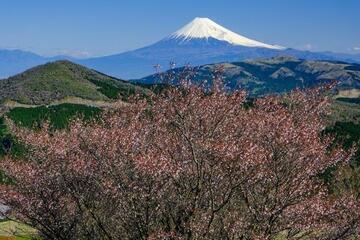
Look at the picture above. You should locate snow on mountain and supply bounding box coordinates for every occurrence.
[170,17,284,50]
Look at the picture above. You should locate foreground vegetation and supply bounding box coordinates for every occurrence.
[0,84,359,239]
[0,103,102,185]
[0,59,358,239]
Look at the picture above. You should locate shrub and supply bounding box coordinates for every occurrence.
[0,85,359,239]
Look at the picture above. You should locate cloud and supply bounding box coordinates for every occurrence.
[297,43,314,51]
[50,49,92,58]
[304,43,313,50]
[67,51,92,58]
[353,46,360,51]
[0,45,35,51]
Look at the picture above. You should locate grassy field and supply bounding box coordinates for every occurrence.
[0,221,37,240]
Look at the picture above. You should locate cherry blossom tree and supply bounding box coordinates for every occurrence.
[0,84,359,239]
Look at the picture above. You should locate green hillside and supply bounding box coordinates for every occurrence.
[0,60,149,105]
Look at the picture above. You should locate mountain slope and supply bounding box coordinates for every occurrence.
[137,56,360,96]
[0,60,147,105]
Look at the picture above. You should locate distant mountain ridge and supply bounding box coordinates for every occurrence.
[1,17,360,79]
[0,49,76,79]
[137,56,360,96]
[0,49,45,79]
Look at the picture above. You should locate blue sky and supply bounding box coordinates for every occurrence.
[1,0,359,57]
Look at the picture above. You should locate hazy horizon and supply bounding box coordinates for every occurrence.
[1,0,360,58]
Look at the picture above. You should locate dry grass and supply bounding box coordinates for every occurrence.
[0,221,37,239]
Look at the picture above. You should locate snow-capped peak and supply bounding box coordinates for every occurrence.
[170,17,284,50]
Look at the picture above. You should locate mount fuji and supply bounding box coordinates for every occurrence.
[79,17,360,79]
[79,17,288,79]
